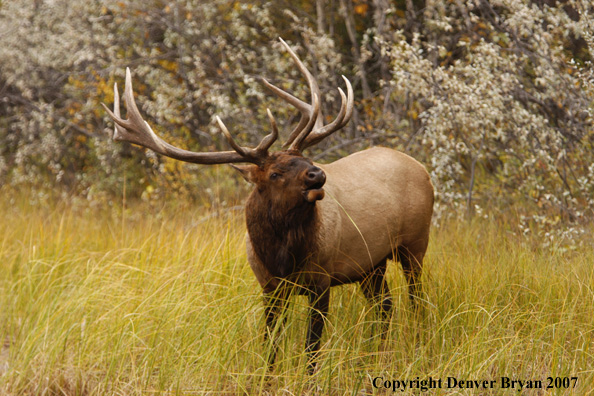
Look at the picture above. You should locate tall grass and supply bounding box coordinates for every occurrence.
[0,194,592,395]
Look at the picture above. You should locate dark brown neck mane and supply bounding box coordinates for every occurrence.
[245,191,320,279]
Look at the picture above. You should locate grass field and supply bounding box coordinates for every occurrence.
[0,194,593,395]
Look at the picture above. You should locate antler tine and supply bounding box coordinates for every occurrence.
[101,68,175,152]
[301,75,354,150]
[216,111,280,160]
[261,38,324,149]
[262,38,354,152]
[106,80,140,143]
[339,75,355,128]
[102,68,273,166]
[279,37,326,147]
[122,68,166,151]
[256,108,279,152]
[278,38,322,114]
[216,116,249,157]
[111,82,123,138]
[302,88,346,149]
[289,93,320,151]
[260,77,310,147]
[260,77,310,114]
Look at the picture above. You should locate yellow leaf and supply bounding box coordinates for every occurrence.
[354,4,368,15]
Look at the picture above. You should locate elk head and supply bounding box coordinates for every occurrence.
[233,150,326,207]
[101,39,353,202]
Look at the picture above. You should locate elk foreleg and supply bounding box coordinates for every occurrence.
[305,287,329,373]
[263,289,288,369]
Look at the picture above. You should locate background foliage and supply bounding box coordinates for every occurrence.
[0,0,593,243]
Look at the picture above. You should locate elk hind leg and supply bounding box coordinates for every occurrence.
[397,246,424,308]
[360,259,393,322]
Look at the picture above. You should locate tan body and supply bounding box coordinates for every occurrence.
[247,147,434,293]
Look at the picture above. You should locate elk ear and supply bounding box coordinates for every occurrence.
[230,164,259,184]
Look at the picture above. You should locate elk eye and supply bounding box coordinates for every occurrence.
[269,172,280,180]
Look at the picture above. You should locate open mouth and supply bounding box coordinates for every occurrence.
[303,181,325,202]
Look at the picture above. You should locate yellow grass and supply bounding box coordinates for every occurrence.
[0,194,593,395]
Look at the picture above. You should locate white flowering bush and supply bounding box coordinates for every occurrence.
[375,0,593,246]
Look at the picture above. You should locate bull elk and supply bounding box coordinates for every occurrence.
[102,38,434,372]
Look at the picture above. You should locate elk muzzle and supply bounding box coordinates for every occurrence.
[303,166,326,202]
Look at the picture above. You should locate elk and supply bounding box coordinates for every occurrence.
[103,38,434,372]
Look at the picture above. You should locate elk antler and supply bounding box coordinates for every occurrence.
[261,38,354,152]
[102,68,278,166]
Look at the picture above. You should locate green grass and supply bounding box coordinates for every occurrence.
[0,195,593,395]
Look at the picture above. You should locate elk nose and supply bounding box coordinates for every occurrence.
[305,166,326,187]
